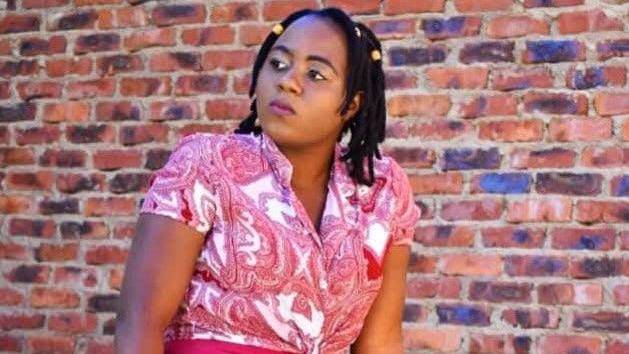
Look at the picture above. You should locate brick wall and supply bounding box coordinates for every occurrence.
[0,0,627,353]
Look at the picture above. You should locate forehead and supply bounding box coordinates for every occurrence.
[273,15,348,69]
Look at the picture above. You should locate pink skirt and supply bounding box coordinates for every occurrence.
[164,339,296,354]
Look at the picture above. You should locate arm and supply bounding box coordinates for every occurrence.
[114,214,205,354]
[350,245,411,354]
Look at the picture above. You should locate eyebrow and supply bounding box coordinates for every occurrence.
[269,44,338,76]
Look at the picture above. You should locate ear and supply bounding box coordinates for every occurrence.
[341,91,363,123]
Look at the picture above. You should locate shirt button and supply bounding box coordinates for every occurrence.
[319,279,328,290]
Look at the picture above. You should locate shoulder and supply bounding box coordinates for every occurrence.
[170,132,257,159]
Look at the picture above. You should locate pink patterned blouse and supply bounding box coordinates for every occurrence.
[139,131,421,354]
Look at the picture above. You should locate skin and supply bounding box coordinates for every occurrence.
[115,15,410,354]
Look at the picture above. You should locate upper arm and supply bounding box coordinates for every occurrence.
[117,214,206,330]
[350,245,411,353]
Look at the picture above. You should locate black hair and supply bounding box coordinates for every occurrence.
[233,7,387,186]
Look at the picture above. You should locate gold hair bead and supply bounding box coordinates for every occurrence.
[371,49,382,61]
[272,23,284,35]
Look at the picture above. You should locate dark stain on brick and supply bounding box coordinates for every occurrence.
[526,40,579,63]
[536,173,602,196]
[460,42,514,64]
[87,294,119,313]
[111,106,140,121]
[512,230,530,243]
[159,5,196,18]
[437,304,489,326]
[389,46,447,66]
[10,265,45,283]
[512,336,531,354]
[58,12,96,30]
[0,103,36,122]
[436,225,453,239]
[39,198,79,214]
[171,52,200,69]
[443,147,500,170]
[572,67,605,89]
[580,257,620,278]
[60,221,93,238]
[67,125,108,143]
[145,149,171,170]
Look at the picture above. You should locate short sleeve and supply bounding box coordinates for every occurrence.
[139,133,217,235]
[388,159,421,247]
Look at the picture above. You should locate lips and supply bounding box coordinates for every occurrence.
[269,99,295,115]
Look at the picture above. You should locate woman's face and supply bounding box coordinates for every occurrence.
[255,15,361,149]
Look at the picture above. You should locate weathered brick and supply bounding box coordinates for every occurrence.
[34,243,78,262]
[210,2,258,23]
[30,287,79,308]
[479,120,543,142]
[454,0,512,12]
[421,16,481,40]
[66,78,116,99]
[66,124,116,144]
[57,173,106,194]
[39,149,86,168]
[8,218,55,238]
[85,245,128,265]
[524,0,584,7]
[0,288,23,306]
[15,125,62,145]
[26,336,75,354]
[611,175,629,197]
[471,173,531,194]
[404,327,463,352]
[87,293,119,313]
[0,102,37,123]
[74,33,120,55]
[175,74,228,95]
[49,10,97,31]
[38,198,79,215]
[557,9,623,34]
[502,308,559,328]
[535,172,602,196]
[551,227,615,250]
[459,94,518,118]
[123,28,176,52]
[523,40,585,63]
[469,281,533,303]
[151,4,206,26]
[440,254,503,276]
[0,242,28,260]
[183,25,235,46]
[149,51,202,72]
[460,41,514,63]
[120,77,171,97]
[0,313,45,330]
[573,311,628,333]
[443,147,500,170]
[414,225,473,247]
[0,14,40,34]
[384,0,445,14]
[505,255,568,277]
[205,98,251,120]
[523,92,588,115]
[93,149,142,170]
[436,303,490,326]
[469,334,532,354]
[48,312,98,334]
[19,36,66,56]
[487,15,549,38]
[407,276,460,298]
[53,267,98,289]
[425,66,487,89]
[581,146,625,168]
[549,118,612,141]
[569,257,622,278]
[441,199,503,220]
[43,102,90,123]
[593,92,629,116]
[597,39,629,60]
[96,54,144,76]
[389,46,447,66]
[84,197,136,216]
[387,94,450,117]
[366,19,416,40]
[481,227,545,248]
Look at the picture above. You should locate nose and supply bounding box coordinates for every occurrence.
[277,67,302,95]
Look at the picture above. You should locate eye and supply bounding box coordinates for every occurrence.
[269,58,287,70]
[308,70,326,81]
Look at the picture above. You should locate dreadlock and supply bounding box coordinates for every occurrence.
[234,7,387,186]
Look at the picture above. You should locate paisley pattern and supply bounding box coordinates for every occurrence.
[139,131,422,354]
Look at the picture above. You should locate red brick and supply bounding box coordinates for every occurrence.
[481,226,545,248]
[15,125,62,145]
[16,81,63,100]
[538,335,600,354]
[407,173,463,194]
[119,124,169,146]
[440,254,502,276]
[325,0,380,14]
[0,313,45,330]
[66,78,116,99]
[45,57,92,77]
[459,94,518,118]
[414,225,473,247]
[53,267,99,289]
[202,50,255,71]
[594,92,629,116]
[57,173,106,194]
[0,14,40,34]
[502,307,559,328]
[388,95,450,117]
[549,118,612,142]
[366,19,417,40]
[95,101,141,121]
[507,197,572,222]
[85,245,128,265]
[175,74,228,96]
[26,336,75,354]
[0,334,21,352]
[39,149,86,168]
[120,77,171,97]
[205,98,251,120]
[383,147,436,169]
[0,288,23,306]
[8,218,55,238]
[35,243,78,262]
[491,68,554,91]
[6,171,54,191]
[613,284,629,305]
[607,340,629,354]
[96,54,144,76]
[108,269,124,290]
[455,0,512,12]
[0,241,27,260]
[210,2,258,23]
[113,6,148,28]
[149,100,199,121]
[23,0,69,8]
[425,67,488,89]
[238,24,272,46]
[523,92,588,115]
[469,281,533,303]
[551,227,615,250]
[442,199,503,220]
[151,4,206,26]
[469,334,531,354]
[0,195,32,214]
[404,327,463,351]
[48,312,97,333]
[262,0,319,20]
[85,339,114,354]
[93,149,142,170]
[487,15,549,38]
[182,25,235,46]
[557,9,623,34]
[43,102,90,123]
[581,146,625,168]
[479,119,543,142]
[84,197,136,216]
[573,311,628,333]
[569,256,622,278]
[407,120,473,141]
[149,51,202,72]
[123,28,176,52]
[505,255,569,277]
[384,0,445,14]
[30,287,80,309]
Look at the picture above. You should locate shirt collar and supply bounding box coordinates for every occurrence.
[259,130,349,191]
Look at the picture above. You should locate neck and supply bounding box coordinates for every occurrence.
[277,142,336,191]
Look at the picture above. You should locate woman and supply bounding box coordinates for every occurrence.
[115,7,421,354]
